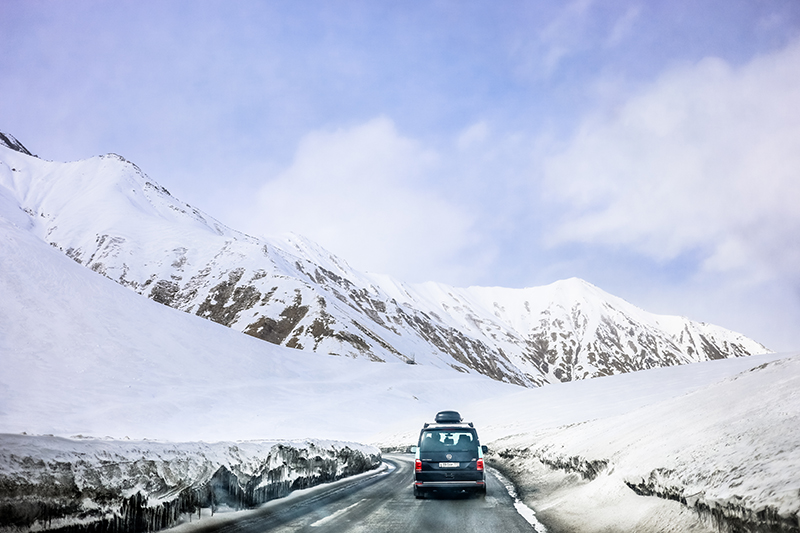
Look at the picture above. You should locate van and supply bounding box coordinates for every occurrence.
[412,410,487,499]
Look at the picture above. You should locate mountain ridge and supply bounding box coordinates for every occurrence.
[0,135,771,387]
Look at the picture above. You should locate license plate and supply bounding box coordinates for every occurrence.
[438,462,460,468]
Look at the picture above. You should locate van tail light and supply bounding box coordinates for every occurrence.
[476,458,484,471]
[415,459,422,472]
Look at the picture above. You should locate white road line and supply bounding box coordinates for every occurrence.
[309,498,366,528]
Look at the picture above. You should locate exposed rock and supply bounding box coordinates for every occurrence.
[0,132,34,157]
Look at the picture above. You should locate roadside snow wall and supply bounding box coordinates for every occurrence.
[488,354,800,533]
[0,434,381,533]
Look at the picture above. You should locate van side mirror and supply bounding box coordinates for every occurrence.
[481,445,488,454]
[410,446,419,454]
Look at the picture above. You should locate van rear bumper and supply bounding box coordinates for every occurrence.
[414,480,485,491]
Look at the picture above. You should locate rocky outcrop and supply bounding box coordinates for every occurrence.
[0,132,34,156]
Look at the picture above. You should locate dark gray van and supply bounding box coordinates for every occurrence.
[413,410,487,498]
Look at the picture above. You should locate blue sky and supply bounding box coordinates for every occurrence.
[2,0,800,351]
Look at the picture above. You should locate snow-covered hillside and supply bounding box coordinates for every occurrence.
[0,134,771,388]
[0,198,516,441]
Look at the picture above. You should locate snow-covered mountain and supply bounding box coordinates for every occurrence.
[1,131,797,532]
[0,133,770,387]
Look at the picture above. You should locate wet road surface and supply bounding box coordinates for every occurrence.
[185,454,538,533]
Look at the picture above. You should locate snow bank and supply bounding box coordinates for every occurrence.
[0,434,380,533]
[488,353,800,532]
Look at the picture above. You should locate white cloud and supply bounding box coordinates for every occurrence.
[543,39,800,287]
[606,5,641,47]
[245,116,476,282]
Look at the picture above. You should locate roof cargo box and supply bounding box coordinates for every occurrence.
[434,410,462,423]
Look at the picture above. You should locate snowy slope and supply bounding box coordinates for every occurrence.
[480,353,800,532]
[0,136,771,388]
[372,350,790,447]
[0,197,516,441]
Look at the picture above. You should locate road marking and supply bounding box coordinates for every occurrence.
[309,498,366,527]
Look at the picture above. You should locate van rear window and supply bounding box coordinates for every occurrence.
[419,430,478,452]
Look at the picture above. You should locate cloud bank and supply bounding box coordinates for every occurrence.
[244,117,477,282]
[543,39,800,290]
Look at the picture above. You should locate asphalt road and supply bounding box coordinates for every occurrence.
[188,454,538,533]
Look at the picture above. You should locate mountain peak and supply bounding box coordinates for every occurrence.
[0,132,34,157]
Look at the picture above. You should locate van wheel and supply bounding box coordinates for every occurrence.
[414,487,424,499]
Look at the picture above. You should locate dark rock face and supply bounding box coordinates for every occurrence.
[244,294,309,345]
[196,269,263,327]
[149,280,180,306]
[0,132,34,156]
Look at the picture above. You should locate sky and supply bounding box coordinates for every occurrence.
[2,0,800,351]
